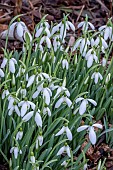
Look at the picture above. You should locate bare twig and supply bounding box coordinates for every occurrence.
[76,5,85,23]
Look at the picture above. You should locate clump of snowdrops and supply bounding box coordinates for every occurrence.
[0,14,113,170]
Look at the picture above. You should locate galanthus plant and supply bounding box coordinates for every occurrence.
[0,14,113,170]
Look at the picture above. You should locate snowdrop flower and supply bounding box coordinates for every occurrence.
[22,109,42,127]
[105,73,111,84]
[35,21,50,38]
[2,87,9,99]
[16,128,23,140]
[55,123,72,141]
[33,82,52,105]
[99,23,112,40]
[91,72,103,84]
[73,37,90,56]
[32,83,43,98]
[84,163,88,170]
[27,70,50,87]
[16,65,26,77]
[10,145,22,159]
[78,21,95,31]
[85,49,98,68]
[8,96,20,116]
[61,160,68,167]
[1,21,32,42]
[51,19,75,37]
[1,57,17,73]
[62,58,69,70]
[53,35,62,52]
[54,78,70,99]
[52,19,74,42]
[0,68,4,77]
[55,95,72,108]
[30,152,35,163]
[18,98,35,117]
[42,85,52,105]
[43,106,51,116]
[75,96,97,115]
[20,85,27,98]
[102,57,107,67]
[57,143,71,157]
[36,132,43,149]
[40,33,51,49]
[92,36,108,49]
[77,122,102,145]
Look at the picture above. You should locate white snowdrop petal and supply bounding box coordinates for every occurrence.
[46,37,51,48]
[1,58,8,68]
[94,73,99,84]
[14,105,20,116]
[22,111,34,122]
[21,102,28,117]
[93,54,98,62]
[99,25,106,31]
[27,75,35,87]
[45,27,51,37]
[85,49,92,60]
[102,58,106,66]
[98,73,103,80]
[40,36,45,45]
[14,147,18,159]
[78,21,84,28]
[35,112,42,127]
[28,101,35,110]
[65,90,70,97]
[9,59,15,73]
[46,107,51,116]
[18,101,24,107]
[87,55,93,68]
[102,38,108,49]
[66,127,72,141]
[67,21,75,31]
[54,87,62,99]
[87,99,97,106]
[79,100,87,115]
[66,146,71,157]
[35,27,43,37]
[10,147,14,153]
[57,146,65,156]
[80,38,85,53]
[89,126,96,145]
[88,22,95,30]
[8,98,14,109]
[104,27,109,40]
[8,107,14,116]
[55,97,64,108]
[38,136,43,146]
[42,73,50,79]
[62,60,65,69]
[77,125,89,132]
[0,69,4,77]
[94,37,99,46]
[55,127,65,136]
[91,72,95,79]
[30,156,35,163]
[32,90,40,99]
[17,23,24,37]
[93,123,103,129]
[75,97,84,103]
[65,97,72,107]
[43,88,50,105]
[11,58,17,64]
[51,25,60,35]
